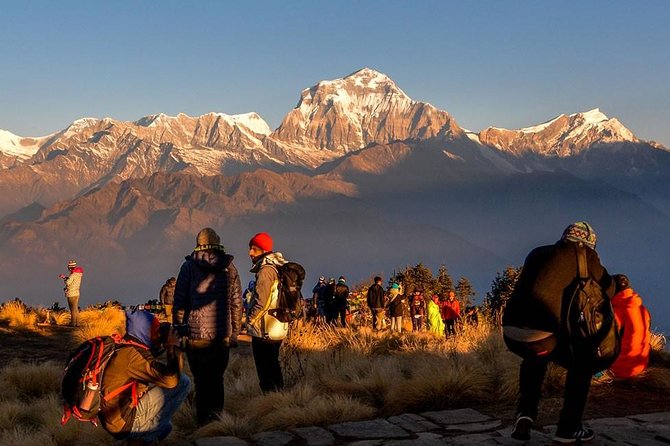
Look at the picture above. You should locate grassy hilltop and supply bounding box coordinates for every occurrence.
[0,301,669,445]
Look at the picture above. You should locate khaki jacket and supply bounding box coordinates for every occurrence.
[247,252,289,341]
[99,343,180,438]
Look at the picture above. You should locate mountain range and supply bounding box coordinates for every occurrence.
[1,68,669,332]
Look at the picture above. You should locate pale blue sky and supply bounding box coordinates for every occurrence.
[1,1,669,145]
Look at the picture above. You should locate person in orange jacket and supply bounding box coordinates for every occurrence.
[609,274,651,378]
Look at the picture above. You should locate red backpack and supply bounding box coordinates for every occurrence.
[60,334,147,426]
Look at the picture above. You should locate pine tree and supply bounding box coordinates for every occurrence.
[435,264,453,297]
[392,263,436,296]
[484,266,522,325]
[455,276,475,307]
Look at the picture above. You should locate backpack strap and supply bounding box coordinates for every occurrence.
[576,243,588,280]
[101,336,147,408]
[248,265,280,329]
[103,381,139,407]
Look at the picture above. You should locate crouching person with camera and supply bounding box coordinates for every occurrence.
[99,310,190,446]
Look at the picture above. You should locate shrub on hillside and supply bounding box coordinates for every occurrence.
[72,306,125,344]
[0,301,37,330]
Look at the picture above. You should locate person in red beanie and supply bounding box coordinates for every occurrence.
[246,232,288,392]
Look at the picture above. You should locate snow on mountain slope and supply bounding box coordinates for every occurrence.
[269,68,463,153]
[0,129,47,168]
[479,109,639,157]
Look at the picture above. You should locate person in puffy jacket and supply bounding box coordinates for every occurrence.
[173,227,242,426]
[100,310,190,444]
[609,274,651,378]
[247,232,288,392]
[159,277,176,323]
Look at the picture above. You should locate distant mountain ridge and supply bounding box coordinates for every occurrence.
[478,108,638,157]
[1,68,666,218]
[2,69,670,334]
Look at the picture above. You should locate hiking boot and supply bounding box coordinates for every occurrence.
[552,427,595,444]
[511,415,533,441]
[592,369,614,384]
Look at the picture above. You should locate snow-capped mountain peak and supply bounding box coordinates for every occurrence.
[133,111,271,137]
[579,108,608,125]
[480,108,639,157]
[271,68,459,153]
[210,112,272,136]
[0,129,44,166]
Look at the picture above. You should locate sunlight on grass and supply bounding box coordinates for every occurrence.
[72,307,126,343]
[0,301,38,330]
[0,311,668,443]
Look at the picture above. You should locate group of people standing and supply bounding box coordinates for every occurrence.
[307,275,464,338]
[310,275,350,325]
[94,228,290,444]
[64,221,652,446]
[367,278,462,337]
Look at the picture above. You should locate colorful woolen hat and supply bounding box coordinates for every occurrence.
[561,221,597,249]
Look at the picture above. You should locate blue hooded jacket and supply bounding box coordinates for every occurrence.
[125,310,156,349]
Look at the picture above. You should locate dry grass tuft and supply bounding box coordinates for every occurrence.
[634,366,670,392]
[72,307,126,343]
[0,302,38,330]
[0,360,61,401]
[194,411,254,438]
[0,427,56,446]
[254,389,376,431]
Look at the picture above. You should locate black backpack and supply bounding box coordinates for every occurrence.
[564,245,622,372]
[269,261,306,323]
[61,335,145,426]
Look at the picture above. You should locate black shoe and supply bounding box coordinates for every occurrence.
[553,427,595,444]
[511,415,533,441]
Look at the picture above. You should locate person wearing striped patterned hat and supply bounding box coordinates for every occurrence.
[58,260,84,327]
[503,221,615,444]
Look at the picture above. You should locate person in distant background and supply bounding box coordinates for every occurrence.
[427,294,445,336]
[332,276,350,327]
[367,276,385,330]
[59,260,83,327]
[386,283,404,333]
[609,274,651,379]
[312,276,328,323]
[441,291,460,337]
[325,278,337,324]
[410,289,425,332]
[159,277,177,323]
